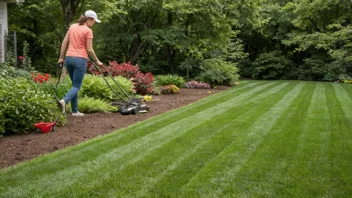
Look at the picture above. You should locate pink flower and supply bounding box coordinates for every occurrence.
[19,56,24,61]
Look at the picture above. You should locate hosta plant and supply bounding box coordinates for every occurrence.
[80,74,134,101]
[64,96,118,113]
[154,74,185,88]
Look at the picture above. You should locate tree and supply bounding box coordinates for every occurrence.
[59,0,85,32]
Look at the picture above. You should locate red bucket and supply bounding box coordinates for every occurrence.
[34,122,56,133]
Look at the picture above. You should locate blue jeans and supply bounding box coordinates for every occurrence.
[63,56,87,113]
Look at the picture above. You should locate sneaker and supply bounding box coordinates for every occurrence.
[59,99,66,113]
[72,112,84,116]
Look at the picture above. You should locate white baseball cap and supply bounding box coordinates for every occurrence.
[85,10,101,23]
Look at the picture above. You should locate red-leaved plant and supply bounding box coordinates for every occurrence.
[87,61,154,95]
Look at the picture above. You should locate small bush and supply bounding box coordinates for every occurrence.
[184,80,211,89]
[158,85,179,94]
[64,96,118,113]
[134,72,154,95]
[107,61,140,79]
[154,74,185,88]
[87,61,154,95]
[0,77,66,134]
[0,64,31,80]
[252,51,293,80]
[198,58,240,86]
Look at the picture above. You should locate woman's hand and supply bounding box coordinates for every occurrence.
[58,59,64,64]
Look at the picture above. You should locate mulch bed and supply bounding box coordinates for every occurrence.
[0,87,229,169]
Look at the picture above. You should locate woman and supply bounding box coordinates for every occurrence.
[58,10,103,116]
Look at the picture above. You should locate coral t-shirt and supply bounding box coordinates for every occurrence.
[65,23,93,59]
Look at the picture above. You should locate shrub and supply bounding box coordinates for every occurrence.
[154,74,185,88]
[158,85,179,94]
[64,96,118,113]
[0,64,31,80]
[292,56,329,81]
[184,80,211,89]
[134,72,154,95]
[87,61,154,95]
[0,77,66,134]
[198,58,240,86]
[107,61,140,79]
[252,51,293,80]
[344,80,352,84]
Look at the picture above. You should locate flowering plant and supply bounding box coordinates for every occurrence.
[31,73,50,84]
[184,80,211,89]
[159,85,179,94]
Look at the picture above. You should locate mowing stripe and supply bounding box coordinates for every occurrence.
[1,81,283,197]
[179,82,307,197]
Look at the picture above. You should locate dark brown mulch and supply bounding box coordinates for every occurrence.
[0,87,229,169]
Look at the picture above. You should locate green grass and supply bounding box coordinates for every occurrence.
[1,81,352,197]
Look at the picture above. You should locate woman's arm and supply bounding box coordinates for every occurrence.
[58,33,69,63]
[87,38,102,65]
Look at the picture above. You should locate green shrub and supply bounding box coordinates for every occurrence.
[292,56,329,81]
[64,96,118,113]
[80,74,134,101]
[43,74,134,105]
[252,51,293,80]
[0,78,66,134]
[0,65,31,80]
[344,80,352,84]
[197,58,240,86]
[154,74,185,88]
[87,61,154,95]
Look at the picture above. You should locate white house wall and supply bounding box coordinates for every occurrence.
[0,2,7,63]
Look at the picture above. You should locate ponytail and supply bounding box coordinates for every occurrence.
[77,15,89,25]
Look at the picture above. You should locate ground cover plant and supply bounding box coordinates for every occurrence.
[1,81,352,197]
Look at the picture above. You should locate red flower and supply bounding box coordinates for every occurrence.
[31,73,50,84]
[19,56,24,61]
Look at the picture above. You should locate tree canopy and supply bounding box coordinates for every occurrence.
[6,0,352,81]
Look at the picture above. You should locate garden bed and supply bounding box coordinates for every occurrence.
[0,87,229,169]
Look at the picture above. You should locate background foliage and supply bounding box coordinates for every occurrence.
[6,0,352,81]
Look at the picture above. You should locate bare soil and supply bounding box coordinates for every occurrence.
[0,87,229,169]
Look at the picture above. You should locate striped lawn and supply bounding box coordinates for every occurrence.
[1,81,352,197]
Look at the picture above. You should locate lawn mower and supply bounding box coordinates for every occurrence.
[90,61,149,115]
[34,63,65,133]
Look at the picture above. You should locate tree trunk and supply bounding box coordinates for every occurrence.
[167,11,176,74]
[129,34,145,65]
[60,0,84,33]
